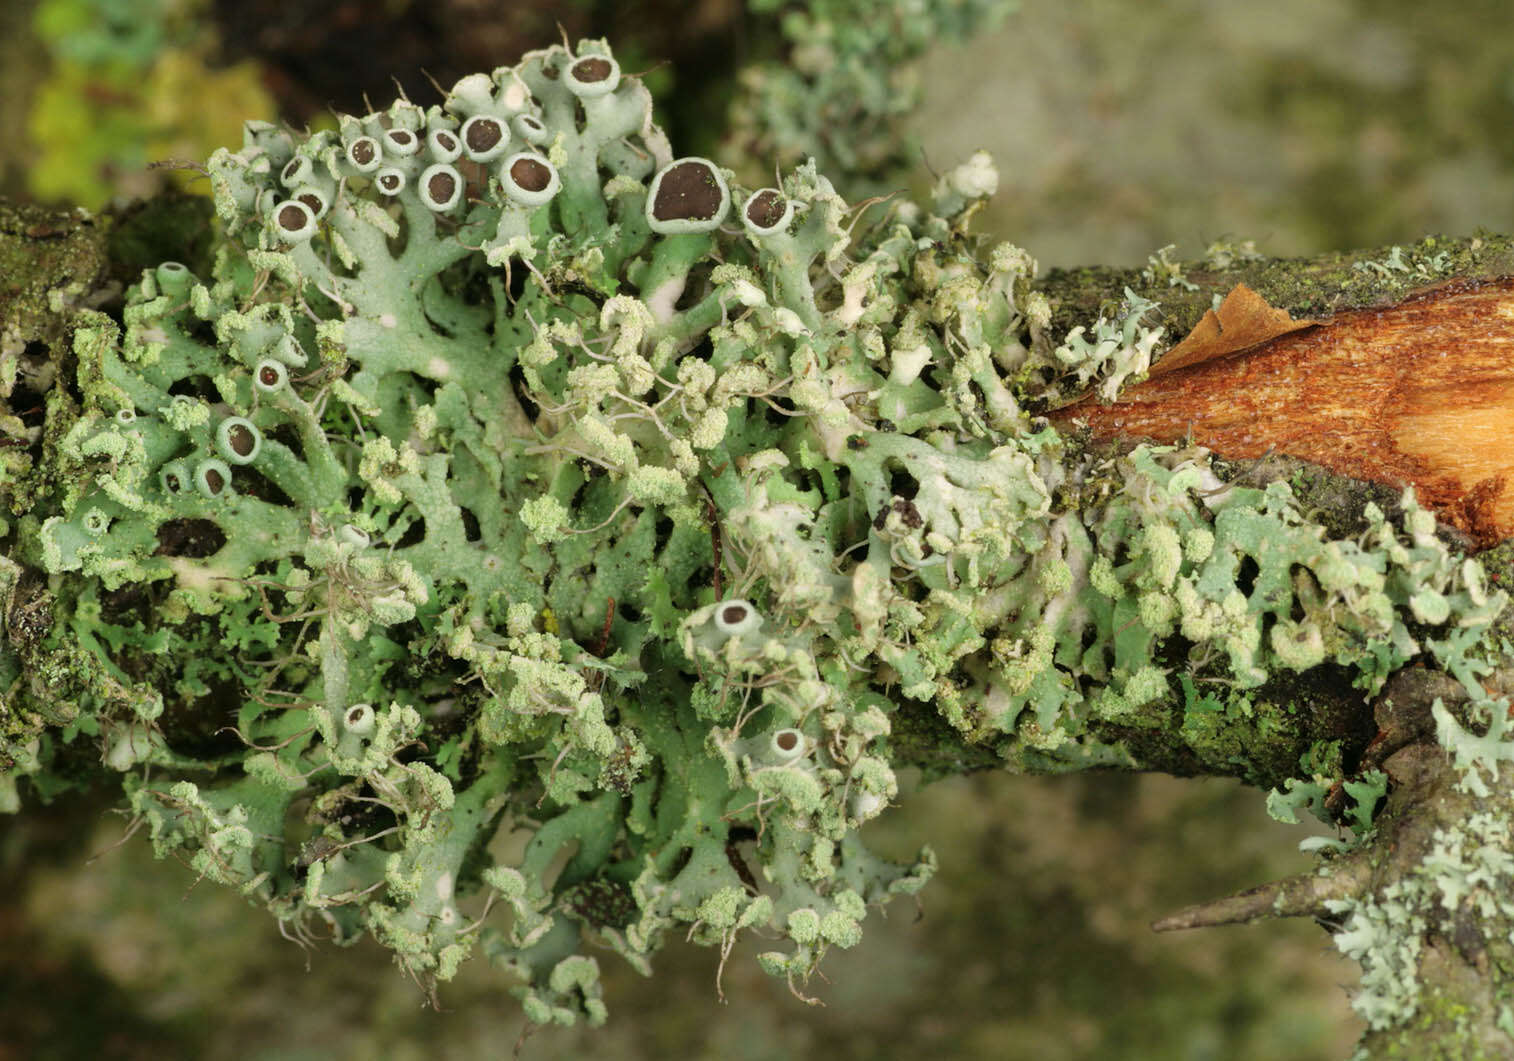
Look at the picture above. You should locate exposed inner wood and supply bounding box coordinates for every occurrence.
[1052,277,1514,546]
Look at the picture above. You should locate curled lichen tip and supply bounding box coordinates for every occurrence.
[271,199,317,242]
[215,417,263,465]
[374,167,406,197]
[565,53,621,99]
[381,127,421,157]
[499,152,560,208]
[253,358,288,393]
[427,127,462,163]
[193,457,233,498]
[418,164,465,212]
[345,135,381,173]
[460,114,510,162]
[158,459,191,496]
[645,156,730,234]
[511,112,549,145]
[741,187,795,237]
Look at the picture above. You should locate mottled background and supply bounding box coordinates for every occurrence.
[7,0,1513,1057]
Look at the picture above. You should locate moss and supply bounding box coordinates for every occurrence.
[0,199,110,342]
[1473,539,1514,648]
[105,192,214,285]
[1086,660,1372,792]
[888,697,1001,782]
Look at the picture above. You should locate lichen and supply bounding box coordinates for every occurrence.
[2,35,1508,1029]
[723,0,1019,190]
[1327,811,1514,1033]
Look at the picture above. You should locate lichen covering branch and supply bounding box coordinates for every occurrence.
[0,37,1507,1028]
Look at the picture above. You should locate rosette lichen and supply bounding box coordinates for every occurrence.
[2,37,1508,1027]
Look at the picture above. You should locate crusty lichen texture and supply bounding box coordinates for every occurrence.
[1,38,1508,1027]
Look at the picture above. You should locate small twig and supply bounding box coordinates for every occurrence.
[148,158,211,179]
[1151,852,1370,932]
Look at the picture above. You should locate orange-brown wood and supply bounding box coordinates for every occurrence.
[1051,277,1514,546]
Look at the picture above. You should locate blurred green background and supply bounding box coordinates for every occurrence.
[9,0,1514,1057]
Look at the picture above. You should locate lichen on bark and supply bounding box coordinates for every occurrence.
[3,32,1514,1057]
